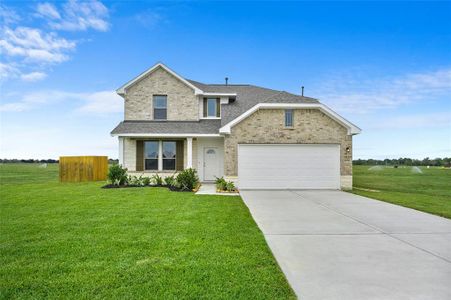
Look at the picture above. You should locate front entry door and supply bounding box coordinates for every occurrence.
[203,147,219,181]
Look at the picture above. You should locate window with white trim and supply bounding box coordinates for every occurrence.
[285,109,293,127]
[144,140,177,171]
[203,98,220,118]
[153,95,167,120]
[162,141,176,170]
[144,141,159,170]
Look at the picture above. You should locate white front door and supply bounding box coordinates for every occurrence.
[203,147,219,181]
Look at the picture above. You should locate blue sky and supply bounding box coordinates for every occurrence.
[1,1,450,159]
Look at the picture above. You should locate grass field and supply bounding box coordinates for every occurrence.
[0,164,295,299]
[352,165,451,219]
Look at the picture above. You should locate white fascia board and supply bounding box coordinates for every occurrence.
[116,62,203,96]
[111,133,222,138]
[201,92,237,97]
[219,103,361,135]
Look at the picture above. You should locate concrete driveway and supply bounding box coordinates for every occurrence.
[240,190,451,300]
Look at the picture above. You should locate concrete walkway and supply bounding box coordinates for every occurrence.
[240,190,451,300]
[195,183,239,196]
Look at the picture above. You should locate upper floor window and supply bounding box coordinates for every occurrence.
[153,95,167,120]
[203,98,220,118]
[285,109,293,127]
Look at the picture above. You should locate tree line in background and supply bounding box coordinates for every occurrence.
[353,157,451,167]
[0,159,119,164]
[1,157,449,167]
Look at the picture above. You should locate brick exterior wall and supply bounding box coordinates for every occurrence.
[224,108,353,177]
[124,66,198,121]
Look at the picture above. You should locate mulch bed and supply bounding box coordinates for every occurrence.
[101,184,191,192]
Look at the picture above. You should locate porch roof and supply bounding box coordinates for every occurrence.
[111,119,221,136]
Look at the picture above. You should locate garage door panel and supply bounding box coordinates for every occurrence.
[242,178,338,188]
[238,144,340,190]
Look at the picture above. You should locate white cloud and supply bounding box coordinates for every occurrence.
[135,10,163,28]
[371,112,451,130]
[0,90,73,112]
[317,68,451,114]
[0,89,122,115]
[0,26,76,63]
[0,4,20,25]
[42,0,110,32]
[0,62,20,80]
[0,1,110,83]
[36,3,61,20]
[20,71,47,82]
[76,91,123,114]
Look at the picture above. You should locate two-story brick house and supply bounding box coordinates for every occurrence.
[111,63,361,189]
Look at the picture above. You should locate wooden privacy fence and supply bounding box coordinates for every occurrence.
[59,156,108,182]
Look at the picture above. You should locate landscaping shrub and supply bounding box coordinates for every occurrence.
[142,176,151,186]
[164,175,175,187]
[107,164,128,186]
[105,166,200,192]
[151,174,164,186]
[225,181,236,192]
[128,175,146,187]
[176,168,199,191]
[215,176,237,192]
[215,177,227,191]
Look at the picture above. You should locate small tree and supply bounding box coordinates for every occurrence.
[176,168,199,191]
[107,164,128,186]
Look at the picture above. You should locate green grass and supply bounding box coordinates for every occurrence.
[352,165,451,219]
[0,164,295,299]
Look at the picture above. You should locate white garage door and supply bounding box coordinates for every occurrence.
[238,144,340,189]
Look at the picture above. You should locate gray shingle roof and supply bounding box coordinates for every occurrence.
[187,80,318,125]
[111,119,221,135]
[112,80,319,135]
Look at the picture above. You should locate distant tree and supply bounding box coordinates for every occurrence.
[404,158,413,166]
[422,157,431,166]
[353,157,450,167]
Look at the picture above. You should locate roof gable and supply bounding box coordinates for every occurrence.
[116,63,203,96]
[219,103,361,135]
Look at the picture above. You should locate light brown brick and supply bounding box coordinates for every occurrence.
[224,109,353,176]
[124,67,198,121]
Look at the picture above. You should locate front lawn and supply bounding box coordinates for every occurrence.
[352,165,451,219]
[0,164,295,299]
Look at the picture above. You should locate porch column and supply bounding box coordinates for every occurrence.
[158,141,163,170]
[118,137,124,166]
[186,137,193,168]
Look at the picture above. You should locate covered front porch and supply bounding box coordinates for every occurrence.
[118,135,224,182]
